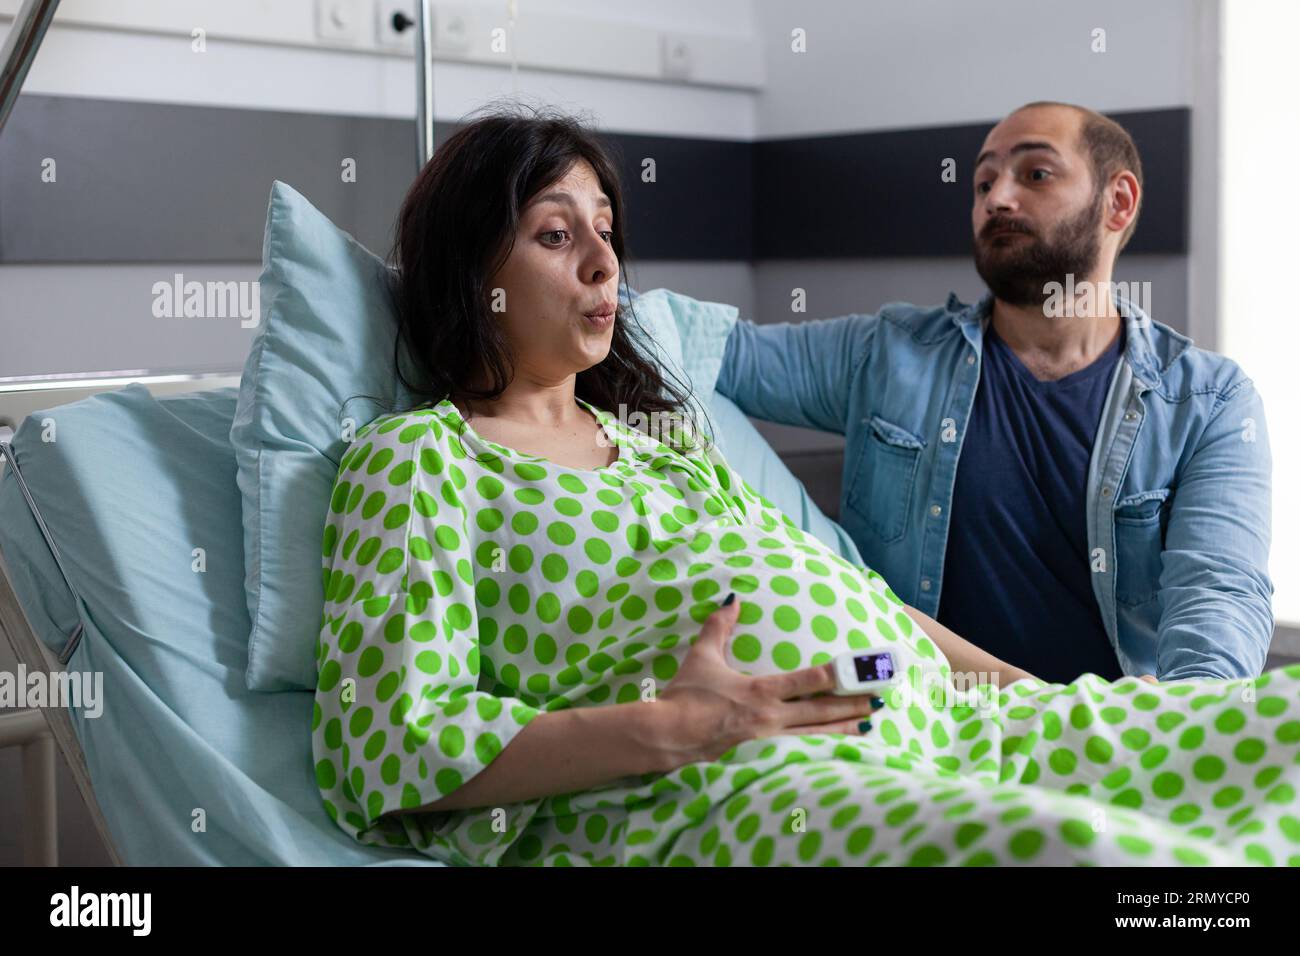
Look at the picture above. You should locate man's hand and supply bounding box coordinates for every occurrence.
[1139,674,1159,684]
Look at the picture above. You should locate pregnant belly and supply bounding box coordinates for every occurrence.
[478,522,950,710]
[683,524,936,679]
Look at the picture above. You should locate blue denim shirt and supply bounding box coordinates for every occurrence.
[715,291,1274,681]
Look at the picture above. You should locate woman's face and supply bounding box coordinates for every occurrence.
[487,158,621,385]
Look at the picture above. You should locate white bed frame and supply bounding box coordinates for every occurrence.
[0,373,245,867]
[0,549,124,866]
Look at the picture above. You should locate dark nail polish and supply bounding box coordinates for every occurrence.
[870,696,884,709]
[722,592,736,606]
[857,720,873,733]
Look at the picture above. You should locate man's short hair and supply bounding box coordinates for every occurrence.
[1013,101,1144,252]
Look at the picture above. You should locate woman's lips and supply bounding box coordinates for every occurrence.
[582,310,615,330]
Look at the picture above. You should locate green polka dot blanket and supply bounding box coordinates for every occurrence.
[312,398,1300,866]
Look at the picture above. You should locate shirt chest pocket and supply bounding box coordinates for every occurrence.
[1113,487,1171,606]
[846,414,926,544]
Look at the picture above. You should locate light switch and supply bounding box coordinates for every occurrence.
[435,9,471,54]
[316,0,363,43]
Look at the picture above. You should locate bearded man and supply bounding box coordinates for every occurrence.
[715,101,1273,684]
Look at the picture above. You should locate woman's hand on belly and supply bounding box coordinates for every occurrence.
[650,593,881,771]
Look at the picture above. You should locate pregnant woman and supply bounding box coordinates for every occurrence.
[312,106,1300,867]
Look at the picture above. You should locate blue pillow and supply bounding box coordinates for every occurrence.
[231,181,410,691]
[230,181,855,691]
[622,287,736,434]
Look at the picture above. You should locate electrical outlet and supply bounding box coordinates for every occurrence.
[661,33,693,80]
[316,0,363,43]
[376,0,417,51]
[434,8,471,54]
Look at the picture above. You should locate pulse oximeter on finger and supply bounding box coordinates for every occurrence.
[831,648,903,696]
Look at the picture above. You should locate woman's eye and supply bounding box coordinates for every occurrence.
[1029,168,1051,181]
[540,229,613,245]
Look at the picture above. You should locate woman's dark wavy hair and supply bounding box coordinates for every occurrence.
[361,101,705,453]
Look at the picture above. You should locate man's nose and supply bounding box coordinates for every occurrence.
[983,176,1019,213]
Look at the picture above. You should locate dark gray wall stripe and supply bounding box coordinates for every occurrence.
[0,94,414,264]
[754,108,1189,259]
[0,94,1186,264]
[607,132,753,261]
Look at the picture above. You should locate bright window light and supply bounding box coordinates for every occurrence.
[1221,0,1300,625]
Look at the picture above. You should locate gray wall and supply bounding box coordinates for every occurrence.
[745,0,1215,459]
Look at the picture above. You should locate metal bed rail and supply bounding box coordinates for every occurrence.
[0,543,125,866]
[0,709,56,865]
[0,0,59,140]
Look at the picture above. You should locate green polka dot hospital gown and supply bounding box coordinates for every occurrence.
[312,398,1300,866]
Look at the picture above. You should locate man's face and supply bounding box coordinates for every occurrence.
[971,107,1105,308]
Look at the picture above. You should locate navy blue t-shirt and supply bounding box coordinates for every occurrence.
[937,322,1126,684]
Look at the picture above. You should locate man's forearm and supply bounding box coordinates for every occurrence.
[715,316,866,433]
[903,604,1040,686]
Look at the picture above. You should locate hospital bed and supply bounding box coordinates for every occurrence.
[0,352,859,866]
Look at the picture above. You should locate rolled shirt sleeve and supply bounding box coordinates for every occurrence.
[1155,381,1274,680]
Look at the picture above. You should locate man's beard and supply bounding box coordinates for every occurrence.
[973,191,1104,308]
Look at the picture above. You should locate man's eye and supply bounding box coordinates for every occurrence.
[1030,168,1051,181]
[975,181,991,194]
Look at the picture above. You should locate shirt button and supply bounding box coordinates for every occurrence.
[1125,411,1138,421]
[1102,486,1113,498]
[920,578,932,591]
[930,504,942,517]
[967,354,976,365]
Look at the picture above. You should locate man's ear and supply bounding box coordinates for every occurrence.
[1106,170,1140,236]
